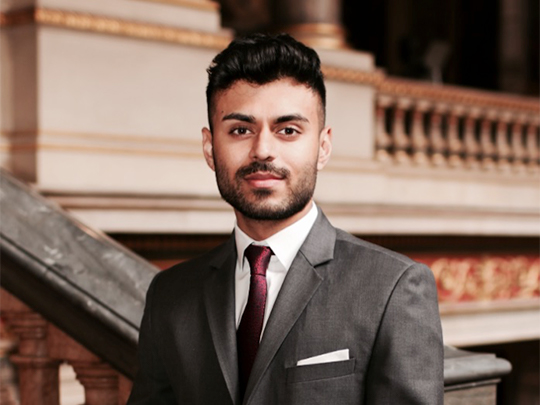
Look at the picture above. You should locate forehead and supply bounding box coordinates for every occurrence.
[212,79,322,123]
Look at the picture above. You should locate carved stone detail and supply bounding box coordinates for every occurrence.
[1,291,60,405]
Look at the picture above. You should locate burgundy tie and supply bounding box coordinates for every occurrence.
[237,244,273,396]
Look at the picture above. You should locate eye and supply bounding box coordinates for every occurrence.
[230,127,251,135]
[278,127,300,136]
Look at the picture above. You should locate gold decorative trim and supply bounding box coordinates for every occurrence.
[1,129,201,146]
[379,77,540,114]
[322,66,384,86]
[1,142,203,158]
[135,0,219,12]
[0,7,230,50]
[0,7,34,26]
[415,255,540,303]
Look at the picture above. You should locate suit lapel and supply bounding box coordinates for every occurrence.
[243,210,337,403]
[204,236,241,405]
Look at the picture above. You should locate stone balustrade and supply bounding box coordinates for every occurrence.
[1,290,130,405]
[375,77,540,172]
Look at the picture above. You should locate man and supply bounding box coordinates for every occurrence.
[128,33,443,405]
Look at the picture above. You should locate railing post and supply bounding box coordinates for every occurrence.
[429,104,448,166]
[48,326,120,405]
[71,361,119,405]
[447,107,464,168]
[463,109,481,169]
[525,120,539,173]
[392,98,411,164]
[496,113,512,170]
[1,290,60,405]
[410,100,430,165]
[0,321,18,405]
[480,112,497,170]
[375,95,393,162]
[510,117,526,172]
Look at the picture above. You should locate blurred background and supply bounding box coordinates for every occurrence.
[0,0,538,404]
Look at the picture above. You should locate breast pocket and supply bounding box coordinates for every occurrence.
[285,359,362,405]
[286,358,356,383]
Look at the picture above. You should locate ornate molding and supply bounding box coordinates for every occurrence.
[379,77,540,115]
[0,129,201,146]
[0,129,202,157]
[0,142,203,158]
[135,0,219,11]
[0,7,231,49]
[322,65,384,86]
[416,255,540,303]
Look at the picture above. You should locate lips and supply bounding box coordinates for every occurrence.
[244,171,284,188]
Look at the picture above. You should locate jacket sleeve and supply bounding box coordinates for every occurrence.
[127,272,177,405]
[364,263,444,404]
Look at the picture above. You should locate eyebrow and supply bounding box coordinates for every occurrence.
[222,113,256,123]
[275,114,309,124]
[221,113,310,125]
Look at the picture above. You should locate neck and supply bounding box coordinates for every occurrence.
[235,201,313,241]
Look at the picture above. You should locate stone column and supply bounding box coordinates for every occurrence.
[271,0,348,49]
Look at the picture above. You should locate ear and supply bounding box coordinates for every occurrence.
[202,127,215,171]
[317,126,332,171]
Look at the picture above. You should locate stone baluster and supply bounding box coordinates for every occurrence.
[0,290,60,405]
[480,111,497,170]
[375,95,393,162]
[525,119,540,172]
[0,321,18,405]
[119,375,133,405]
[410,100,430,165]
[510,116,526,172]
[429,104,447,166]
[392,98,411,163]
[495,112,512,170]
[447,107,464,168]
[463,109,481,169]
[48,326,121,405]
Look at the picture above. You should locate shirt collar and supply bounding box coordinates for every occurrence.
[234,202,318,271]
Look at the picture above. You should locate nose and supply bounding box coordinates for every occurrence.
[249,129,275,161]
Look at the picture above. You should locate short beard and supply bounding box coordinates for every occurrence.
[215,160,316,221]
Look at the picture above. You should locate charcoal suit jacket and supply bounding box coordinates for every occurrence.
[128,209,444,405]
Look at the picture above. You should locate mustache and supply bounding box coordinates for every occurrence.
[236,161,290,179]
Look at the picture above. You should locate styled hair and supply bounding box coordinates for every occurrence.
[205,33,326,129]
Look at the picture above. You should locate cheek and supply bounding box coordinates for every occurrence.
[214,147,243,174]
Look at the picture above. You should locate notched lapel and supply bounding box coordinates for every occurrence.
[243,210,337,403]
[204,236,240,405]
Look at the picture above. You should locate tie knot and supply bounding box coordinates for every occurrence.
[244,244,273,276]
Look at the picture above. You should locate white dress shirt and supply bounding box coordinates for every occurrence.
[234,202,318,337]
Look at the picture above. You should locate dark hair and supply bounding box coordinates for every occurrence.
[205,33,326,129]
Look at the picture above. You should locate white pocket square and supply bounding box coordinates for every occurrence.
[296,349,350,366]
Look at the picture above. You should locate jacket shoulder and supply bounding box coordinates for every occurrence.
[334,228,419,272]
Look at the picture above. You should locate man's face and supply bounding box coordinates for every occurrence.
[202,78,332,223]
